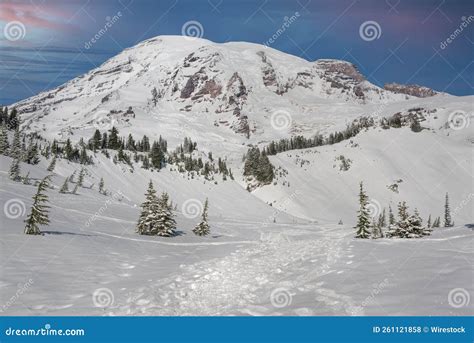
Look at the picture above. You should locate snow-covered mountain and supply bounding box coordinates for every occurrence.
[11,35,473,224]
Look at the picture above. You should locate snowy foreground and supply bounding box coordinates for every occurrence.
[0,159,472,316]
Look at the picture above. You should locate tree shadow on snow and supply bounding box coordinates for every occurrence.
[464,224,474,230]
[42,231,96,237]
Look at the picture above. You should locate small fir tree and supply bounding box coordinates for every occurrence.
[47,156,56,172]
[444,192,453,227]
[59,177,69,193]
[24,175,52,235]
[355,182,371,238]
[193,198,210,236]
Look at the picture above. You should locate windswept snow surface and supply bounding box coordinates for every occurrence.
[0,155,472,316]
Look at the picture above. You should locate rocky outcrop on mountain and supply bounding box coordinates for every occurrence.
[383,83,437,98]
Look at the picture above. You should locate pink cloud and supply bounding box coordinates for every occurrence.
[0,1,74,31]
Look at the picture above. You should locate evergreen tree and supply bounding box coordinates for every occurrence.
[444,192,453,227]
[59,177,69,193]
[151,87,159,106]
[92,129,101,151]
[47,156,56,172]
[25,142,40,164]
[10,126,21,160]
[150,141,164,169]
[24,175,52,235]
[136,180,158,235]
[22,171,31,185]
[193,198,210,236]
[427,214,432,228]
[108,127,120,149]
[388,205,395,225]
[72,183,79,195]
[432,217,441,228]
[378,208,386,228]
[9,157,21,181]
[153,192,176,237]
[77,167,85,187]
[98,177,105,194]
[355,182,371,238]
[0,124,9,155]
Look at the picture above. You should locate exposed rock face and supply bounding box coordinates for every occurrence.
[383,83,437,98]
[316,60,365,83]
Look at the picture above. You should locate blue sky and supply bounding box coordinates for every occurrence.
[0,0,473,104]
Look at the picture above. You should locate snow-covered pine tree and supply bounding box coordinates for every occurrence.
[47,155,56,172]
[9,157,21,181]
[22,171,31,185]
[10,126,21,160]
[98,177,105,194]
[388,205,395,225]
[432,217,441,228]
[193,198,210,236]
[24,175,52,235]
[69,170,76,183]
[154,192,176,237]
[72,183,79,195]
[444,192,453,227]
[0,124,9,155]
[136,180,158,235]
[355,182,371,239]
[378,208,386,228]
[77,167,85,187]
[427,214,432,228]
[59,177,69,193]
